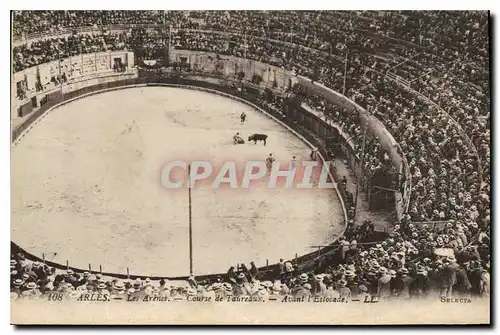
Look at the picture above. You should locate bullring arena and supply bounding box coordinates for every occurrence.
[12,85,344,277]
[10,11,491,323]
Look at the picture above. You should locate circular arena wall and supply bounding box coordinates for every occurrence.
[12,82,346,278]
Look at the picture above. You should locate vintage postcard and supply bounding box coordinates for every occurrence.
[10,9,491,325]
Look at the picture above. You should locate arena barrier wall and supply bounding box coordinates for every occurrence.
[168,50,299,93]
[13,71,380,281]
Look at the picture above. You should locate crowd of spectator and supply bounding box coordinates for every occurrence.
[12,10,167,37]
[14,32,128,72]
[11,215,490,301]
[11,11,490,302]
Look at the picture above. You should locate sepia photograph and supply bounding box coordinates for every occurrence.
[9,5,492,325]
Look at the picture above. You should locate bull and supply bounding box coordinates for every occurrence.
[248,134,268,146]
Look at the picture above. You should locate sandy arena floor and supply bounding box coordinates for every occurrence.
[12,86,344,277]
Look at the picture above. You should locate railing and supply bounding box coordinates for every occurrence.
[386,72,410,88]
[13,25,106,46]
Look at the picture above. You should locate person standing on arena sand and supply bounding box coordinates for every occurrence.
[290,155,297,170]
[310,147,318,160]
[240,111,247,123]
[266,153,275,171]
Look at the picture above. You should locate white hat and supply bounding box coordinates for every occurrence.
[186,288,197,296]
[113,281,125,290]
[417,266,428,275]
[26,282,37,290]
[299,273,308,282]
[211,283,222,290]
[345,270,355,277]
[447,256,457,263]
[13,278,24,287]
[261,281,273,288]
[258,288,268,296]
[68,291,81,299]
